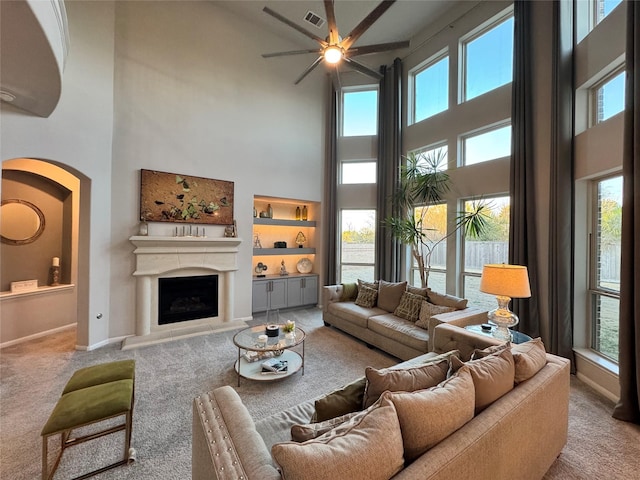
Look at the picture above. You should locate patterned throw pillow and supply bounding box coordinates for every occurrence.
[415,301,456,330]
[393,291,424,322]
[355,284,378,308]
[358,279,379,291]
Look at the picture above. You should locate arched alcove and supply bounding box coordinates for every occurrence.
[1,158,89,348]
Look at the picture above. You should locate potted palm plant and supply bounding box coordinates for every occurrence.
[384,149,490,288]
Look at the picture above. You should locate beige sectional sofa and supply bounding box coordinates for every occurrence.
[322,282,488,360]
[192,324,571,480]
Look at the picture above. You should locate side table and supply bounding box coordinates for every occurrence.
[465,324,532,344]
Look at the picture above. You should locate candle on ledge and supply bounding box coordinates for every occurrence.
[52,257,60,267]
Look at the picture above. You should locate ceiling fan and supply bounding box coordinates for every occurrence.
[262,0,409,86]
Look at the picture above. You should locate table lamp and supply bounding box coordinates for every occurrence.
[479,264,531,341]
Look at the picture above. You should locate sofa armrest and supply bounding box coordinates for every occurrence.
[322,285,343,312]
[432,323,502,360]
[192,386,281,480]
[427,307,488,352]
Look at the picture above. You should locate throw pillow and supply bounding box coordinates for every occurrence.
[512,338,547,383]
[314,377,366,422]
[362,358,449,409]
[291,410,360,442]
[272,397,404,480]
[384,366,475,462]
[450,347,515,413]
[415,301,456,330]
[471,339,546,384]
[426,288,468,309]
[377,280,407,312]
[393,291,424,322]
[354,284,378,308]
[358,279,379,290]
[406,285,429,297]
[340,282,359,301]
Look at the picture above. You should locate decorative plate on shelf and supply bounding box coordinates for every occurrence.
[296,258,313,274]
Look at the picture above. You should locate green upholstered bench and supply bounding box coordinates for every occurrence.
[41,360,136,480]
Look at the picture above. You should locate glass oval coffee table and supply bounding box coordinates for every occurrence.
[233,325,305,386]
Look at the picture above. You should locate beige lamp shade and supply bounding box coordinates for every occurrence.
[479,264,531,298]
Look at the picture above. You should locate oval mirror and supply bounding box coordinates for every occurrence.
[1,199,45,245]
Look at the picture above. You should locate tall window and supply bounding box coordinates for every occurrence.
[461,124,511,166]
[462,15,514,102]
[410,203,447,292]
[593,70,625,124]
[413,53,449,123]
[462,196,510,310]
[590,176,622,362]
[342,89,378,136]
[340,209,376,282]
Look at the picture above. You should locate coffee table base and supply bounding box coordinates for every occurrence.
[234,350,303,385]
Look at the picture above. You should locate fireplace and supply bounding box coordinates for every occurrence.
[125,236,243,349]
[158,274,218,325]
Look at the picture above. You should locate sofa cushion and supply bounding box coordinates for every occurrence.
[394,291,424,322]
[450,347,515,413]
[340,282,358,301]
[362,358,449,409]
[327,302,386,329]
[474,338,547,384]
[368,314,429,352]
[427,288,468,309]
[415,301,456,329]
[272,397,404,480]
[355,284,378,308]
[291,410,360,442]
[384,366,475,462]
[377,280,407,312]
[406,285,429,297]
[314,377,366,422]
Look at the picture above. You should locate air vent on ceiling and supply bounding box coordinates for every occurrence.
[304,10,325,29]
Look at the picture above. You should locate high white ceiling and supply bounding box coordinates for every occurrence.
[218,0,459,50]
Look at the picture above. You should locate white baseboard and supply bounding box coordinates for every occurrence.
[0,323,77,349]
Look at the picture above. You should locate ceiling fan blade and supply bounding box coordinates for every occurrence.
[262,49,322,58]
[294,56,324,85]
[346,40,409,57]
[324,0,339,45]
[343,57,383,80]
[341,0,397,51]
[263,7,328,47]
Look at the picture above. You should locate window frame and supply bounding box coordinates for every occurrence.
[459,194,511,305]
[589,66,625,127]
[588,174,622,362]
[340,85,379,137]
[338,208,377,283]
[409,48,449,125]
[459,7,514,103]
[459,121,512,167]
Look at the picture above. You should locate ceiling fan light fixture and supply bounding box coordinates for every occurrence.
[323,45,343,64]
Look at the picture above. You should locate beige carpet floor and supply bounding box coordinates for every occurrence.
[1,307,639,479]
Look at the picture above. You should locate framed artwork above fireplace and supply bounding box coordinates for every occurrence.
[139,169,234,225]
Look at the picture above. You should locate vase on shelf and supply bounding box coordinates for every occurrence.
[267,204,273,218]
[295,206,301,220]
[302,205,308,221]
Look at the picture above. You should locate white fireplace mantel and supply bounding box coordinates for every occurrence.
[124,235,244,349]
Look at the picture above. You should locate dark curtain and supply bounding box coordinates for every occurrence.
[613,0,640,424]
[323,79,339,286]
[375,58,403,282]
[509,0,541,339]
[548,0,575,362]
